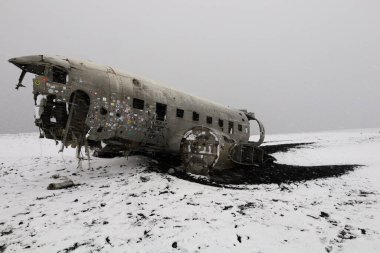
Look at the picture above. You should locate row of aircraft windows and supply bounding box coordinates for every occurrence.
[132,98,243,133]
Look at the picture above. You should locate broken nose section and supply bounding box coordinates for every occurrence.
[9,55,46,90]
[9,57,46,73]
[9,55,45,74]
[8,57,20,65]
[9,55,40,63]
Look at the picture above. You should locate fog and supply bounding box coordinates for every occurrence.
[0,0,379,134]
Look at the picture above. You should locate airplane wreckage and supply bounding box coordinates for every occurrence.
[9,55,269,176]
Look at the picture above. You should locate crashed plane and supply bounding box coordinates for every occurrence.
[9,55,266,175]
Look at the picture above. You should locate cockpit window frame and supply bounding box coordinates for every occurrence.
[50,66,68,84]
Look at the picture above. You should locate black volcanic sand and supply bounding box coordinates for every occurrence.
[148,142,360,187]
[261,142,314,154]
[208,163,359,185]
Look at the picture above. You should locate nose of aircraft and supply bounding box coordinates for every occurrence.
[8,55,48,78]
[9,55,47,89]
[8,55,43,66]
[8,57,18,64]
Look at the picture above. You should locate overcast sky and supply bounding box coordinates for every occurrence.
[0,0,379,135]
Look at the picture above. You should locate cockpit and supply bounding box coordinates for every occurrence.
[9,55,70,89]
[50,66,68,84]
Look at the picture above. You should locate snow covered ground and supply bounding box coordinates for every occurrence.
[1,129,380,252]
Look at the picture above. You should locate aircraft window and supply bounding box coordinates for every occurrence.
[133,98,144,110]
[193,112,199,121]
[218,119,224,127]
[132,78,140,86]
[238,124,242,132]
[176,108,184,118]
[156,103,167,121]
[207,116,212,124]
[228,121,234,134]
[52,67,67,84]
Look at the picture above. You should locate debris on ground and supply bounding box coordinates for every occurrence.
[47,180,75,190]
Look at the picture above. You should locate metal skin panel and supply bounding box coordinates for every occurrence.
[9,55,264,171]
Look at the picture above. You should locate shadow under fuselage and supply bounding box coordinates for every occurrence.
[147,142,360,186]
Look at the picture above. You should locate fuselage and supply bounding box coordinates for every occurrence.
[9,55,254,154]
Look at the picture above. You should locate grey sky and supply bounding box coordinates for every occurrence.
[0,0,379,134]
